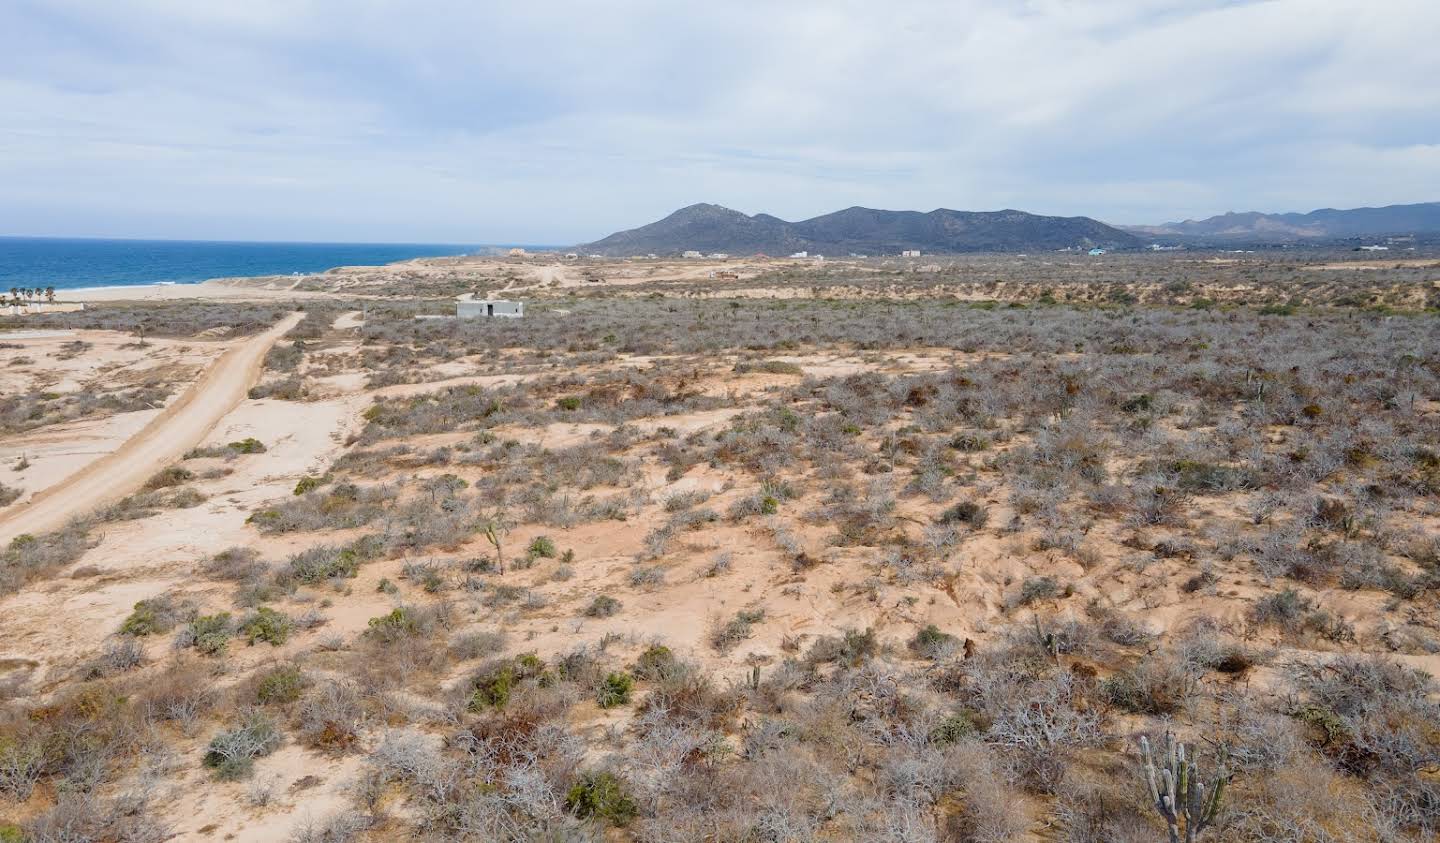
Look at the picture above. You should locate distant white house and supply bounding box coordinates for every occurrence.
[901,249,921,257]
[1359,245,1390,252]
[682,250,703,258]
[457,299,524,318]
[709,253,729,259]
[790,251,809,258]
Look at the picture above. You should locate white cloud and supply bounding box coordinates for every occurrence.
[0,0,1436,241]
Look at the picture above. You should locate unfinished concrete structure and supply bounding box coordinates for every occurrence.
[457,299,524,318]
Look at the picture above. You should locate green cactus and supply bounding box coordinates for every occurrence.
[1140,732,1228,843]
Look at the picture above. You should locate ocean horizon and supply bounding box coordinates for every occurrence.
[0,236,556,290]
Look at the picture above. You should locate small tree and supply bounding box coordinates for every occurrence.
[1139,732,1228,843]
[484,517,509,574]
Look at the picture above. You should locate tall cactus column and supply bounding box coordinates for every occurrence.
[1140,732,1228,843]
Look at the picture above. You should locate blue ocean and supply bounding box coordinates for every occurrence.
[0,237,527,290]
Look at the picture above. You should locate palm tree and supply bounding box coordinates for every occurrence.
[45,286,55,303]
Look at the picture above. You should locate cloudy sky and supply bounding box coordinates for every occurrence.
[2,0,1437,244]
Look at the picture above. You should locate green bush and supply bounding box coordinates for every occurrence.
[526,535,558,561]
[186,613,233,655]
[293,475,328,495]
[1121,393,1154,414]
[633,645,677,680]
[255,665,307,705]
[948,432,990,452]
[366,607,420,643]
[118,597,184,636]
[596,672,634,709]
[228,437,267,454]
[584,595,622,618]
[468,653,548,710]
[908,624,959,660]
[143,466,194,491]
[928,711,978,745]
[203,711,281,780]
[565,770,637,826]
[239,607,292,646]
[282,536,381,584]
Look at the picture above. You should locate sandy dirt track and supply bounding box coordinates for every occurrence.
[0,312,304,544]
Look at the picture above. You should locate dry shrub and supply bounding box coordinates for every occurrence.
[1227,755,1387,842]
[933,741,1030,841]
[24,792,168,843]
[297,680,366,753]
[1100,657,1199,715]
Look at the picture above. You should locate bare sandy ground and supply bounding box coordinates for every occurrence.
[0,312,303,543]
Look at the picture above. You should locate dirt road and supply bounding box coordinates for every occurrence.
[0,312,304,544]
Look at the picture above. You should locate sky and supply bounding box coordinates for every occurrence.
[1,0,1437,244]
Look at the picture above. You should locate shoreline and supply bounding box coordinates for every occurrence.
[54,276,323,302]
[3,241,516,303]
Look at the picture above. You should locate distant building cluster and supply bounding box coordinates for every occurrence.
[901,249,922,257]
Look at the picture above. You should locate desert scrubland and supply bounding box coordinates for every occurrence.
[2,250,1440,841]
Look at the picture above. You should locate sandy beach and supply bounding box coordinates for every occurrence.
[55,277,325,303]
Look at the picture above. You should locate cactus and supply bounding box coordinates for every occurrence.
[748,664,761,691]
[484,520,507,574]
[1140,732,1228,843]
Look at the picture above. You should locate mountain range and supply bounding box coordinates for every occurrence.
[576,204,1140,256]
[1120,202,1440,242]
[575,201,1440,256]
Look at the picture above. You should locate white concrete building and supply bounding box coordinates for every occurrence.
[457,299,524,318]
[901,249,921,257]
[682,250,703,258]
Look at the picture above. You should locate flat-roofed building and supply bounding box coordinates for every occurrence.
[457,299,524,318]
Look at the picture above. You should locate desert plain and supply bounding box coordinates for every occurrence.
[2,250,1440,841]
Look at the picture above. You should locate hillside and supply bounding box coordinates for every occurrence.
[578,203,1141,255]
[1125,201,1440,241]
